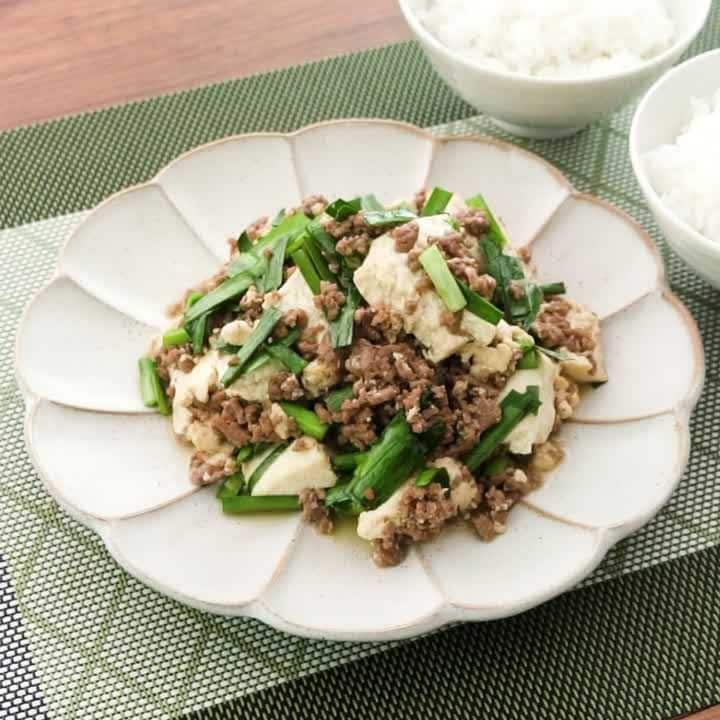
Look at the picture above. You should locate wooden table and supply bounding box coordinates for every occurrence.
[1,3,718,719]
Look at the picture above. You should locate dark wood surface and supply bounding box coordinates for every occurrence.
[2,4,718,719]
[0,0,409,130]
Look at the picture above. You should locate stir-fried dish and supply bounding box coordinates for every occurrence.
[138,189,607,566]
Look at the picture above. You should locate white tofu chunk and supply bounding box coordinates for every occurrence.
[217,355,283,403]
[246,437,337,496]
[356,479,411,541]
[302,357,340,398]
[220,319,253,346]
[499,353,558,455]
[460,313,497,346]
[265,266,329,339]
[432,457,477,512]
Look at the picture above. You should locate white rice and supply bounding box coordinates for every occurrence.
[411,0,675,79]
[646,91,720,244]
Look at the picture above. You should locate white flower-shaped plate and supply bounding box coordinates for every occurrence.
[15,120,704,642]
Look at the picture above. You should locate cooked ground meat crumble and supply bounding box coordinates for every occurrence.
[143,188,607,568]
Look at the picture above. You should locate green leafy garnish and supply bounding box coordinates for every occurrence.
[363,208,418,227]
[304,234,335,283]
[517,347,540,370]
[325,197,362,221]
[184,273,254,325]
[137,358,170,415]
[221,307,282,387]
[278,402,329,440]
[464,387,541,472]
[227,252,265,279]
[222,495,300,514]
[185,291,204,310]
[421,187,453,216]
[415,466,450,488]
[271,208,286,226]
[189,313,209,355]
[237,231,253,254]
[536,345,570,362]
[332,451,368,473]
[245,443,290,494]
[326,385,354,413]
[329,286,360,349]
[265,343,307,374]
[162,327,190,348]
[466,193,507,249]
[291,247,322,295]
[456,279,503,325]
[260,235,289,293]
[419,244,467,313]
[540,282,566,297]
[216,472,245,500]
[361,194,385,212]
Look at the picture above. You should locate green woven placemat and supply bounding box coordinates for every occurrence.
[1,11,719,719]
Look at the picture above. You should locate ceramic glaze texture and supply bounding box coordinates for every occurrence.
[398,0,711,138]
[15,121,704,641]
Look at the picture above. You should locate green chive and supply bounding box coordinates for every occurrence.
[246,443,290,494]
[222,495,300,514]
[254,212,311,256]
[291,248,322,295]
[421,187,453,216]
[265,343,307,374]
[419,244,467,313]
[227,252,265,279]
[325,197,362,221]
[236,328,302,378]
[162,327,190,348]
[466,194,508,249]
[237,231,253,254]
[324,483,363,516]
[235,445,254,463]
[332,452,368,473]
[260,235,289,293]
[415,466,450,488]
[541,282,566,297]
[216,472,245,500]
[307,219,339,261]
[456,279,503,325]
[484,455,511,478]
[363,208,418,227]
[185,291,204,310]
[536,346,570,362]
[278,402,329,440]
[329,286,360,349]
[464,387,541,472]
[189,314,208,355]
[326,385,354,413]
[304,234,335,283]
[185,273,254,325]
[221,307,282,387]
[272,208,286,226]
[138,358,158,408]
[517,347,540,370]
[361,194,385,212]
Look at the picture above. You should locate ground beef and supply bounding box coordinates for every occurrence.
[297,324,323,359]
[313,281,346,321]
[413,188,428,213]
[336,232,371,257]
[301,194,328,217]
[354,305,404,344]
[440,310,462,333]
[189,451,232,486]
[445,256,496,299]
[392,222,419,252]
[371,483,457,567]
[268,371,305,401]
[534,299,596,354]
[273,308,308,339]
[299,488,334,534]
[434,231,467,259]
[518,246,532,263]
[246,216,270,241]
[453,207,489,238]
[211,398,298,447]
[238,286,265,322]
[154,346,184,382]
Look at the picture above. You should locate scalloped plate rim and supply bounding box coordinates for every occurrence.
[14,119,705,642]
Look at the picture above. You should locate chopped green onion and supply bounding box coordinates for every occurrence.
[278,402,329,440]
[415,466,450,488]
[326,385,354,413]
[222,495,300,514]
[235,445,255,463]
[246,443,290,495]
[138,358,170,415]
[541,282,566,297]
[421,187,453,216]
[260,235,289,293]
[464,387,541,472]
[291,248,322,295]
[329,286,360,349]
[307,219,339,261]
[185,291,204,310]
[253,212,311,256]
[536,345,570,362]
[466,194,508,249]
[456,280,503,325]
[216,472,245,500]
[363,208,418,227]
[189,314,208,355]
[332,451,368,473]
[162,327,190,348]
[484,455,511,478]
[221,307,282,387]
[272,208,286,226]
[361,194,385,212]
[419,244,467,313]
[265,343,307,374]
[325,197,361,221]
[138,358,158,408]
[419,422,446,453]
[324,483,363,516]
[517,347,540,370]
[348,413,425,508]
[185,273,254,325]
[242,351,272,375]
[237,231,253,254]
[227,252,266,279]
[304,234,335,283]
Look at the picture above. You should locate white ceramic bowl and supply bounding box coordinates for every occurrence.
[398,0,711,139]
[15,120,703,641]
[630,49,720,291]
